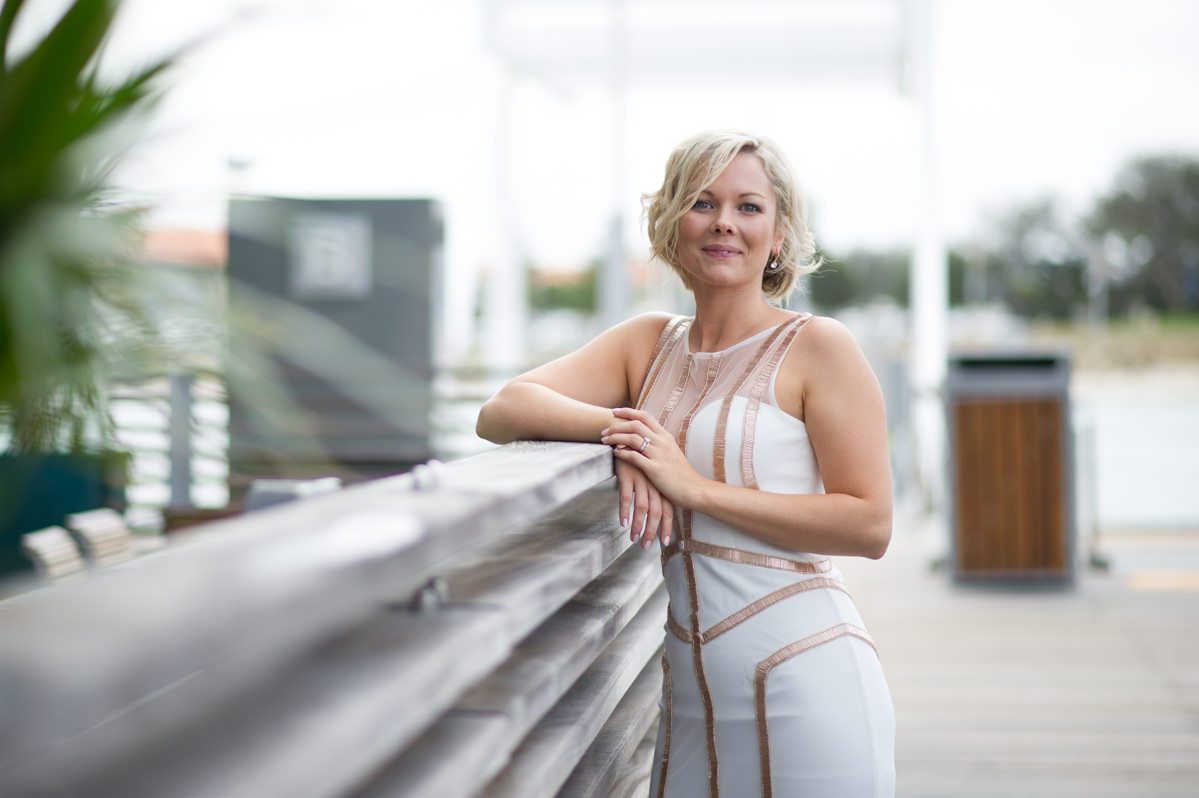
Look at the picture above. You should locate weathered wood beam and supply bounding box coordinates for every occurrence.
[483,591,668,798]
[603,722,660,798]
[0,442,613,783]
[558,659,662,798]
[353,550,664,798]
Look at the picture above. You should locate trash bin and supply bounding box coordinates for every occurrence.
[946,352,1074,585]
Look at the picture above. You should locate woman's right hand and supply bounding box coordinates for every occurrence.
[615,456,674,549]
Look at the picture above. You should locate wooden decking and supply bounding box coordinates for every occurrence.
[838,506,1199,797]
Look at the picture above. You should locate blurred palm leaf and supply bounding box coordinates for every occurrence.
[0,0,174,453]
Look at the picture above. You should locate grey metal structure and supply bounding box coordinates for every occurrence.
[227,197,443,487]
[945,352,1075,585]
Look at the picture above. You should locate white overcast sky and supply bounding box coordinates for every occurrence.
[14,0,1199,264]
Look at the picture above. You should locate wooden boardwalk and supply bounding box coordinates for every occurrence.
[838,506,1199,797]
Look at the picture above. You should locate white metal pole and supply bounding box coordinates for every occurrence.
[908,0,948,513]
[482,66,528,373]
[599,0,629,330]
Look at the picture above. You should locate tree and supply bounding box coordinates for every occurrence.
[1087,155,1199,314]
[973,199,1087,319]
[807,249,909,311]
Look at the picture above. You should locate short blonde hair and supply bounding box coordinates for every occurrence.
[643,130,820,302]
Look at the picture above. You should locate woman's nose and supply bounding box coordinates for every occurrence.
[712,213,733,234]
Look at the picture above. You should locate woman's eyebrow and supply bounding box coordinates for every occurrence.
[697,190,768,200]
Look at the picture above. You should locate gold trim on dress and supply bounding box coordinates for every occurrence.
[667,608,692,643]
[681,509,720,796]
[666,575,853,642]
[702,576,849,644]
[648,316,687,371]
[667,577,848,646]
[656,651,673,798]
[659,352,695,429]
[711,318,794,484]
[741,314,811,489]
[677,353,722,455]
[662,537,833,575]
[755,622,878,798]
[636,317,691,410]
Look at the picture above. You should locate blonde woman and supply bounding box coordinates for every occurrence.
[477,130,895,797]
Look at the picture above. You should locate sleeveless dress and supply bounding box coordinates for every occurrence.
[638,314,895,798]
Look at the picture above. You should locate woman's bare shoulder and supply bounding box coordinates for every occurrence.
[797,315,879,394]
[798,314,858,350]
[790,315,868,368]
[619,311,683,337]
[602,311,683,353]
[781,315,872,418]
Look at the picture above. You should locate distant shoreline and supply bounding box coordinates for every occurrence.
[1030,315,1199,372]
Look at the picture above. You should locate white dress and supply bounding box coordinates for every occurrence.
[639,314,895,798]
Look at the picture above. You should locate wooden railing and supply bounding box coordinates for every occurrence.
[0,442,664,798]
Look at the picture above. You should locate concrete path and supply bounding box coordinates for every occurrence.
[838,504,1199,798]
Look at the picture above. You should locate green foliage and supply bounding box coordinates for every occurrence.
[808,249,909,312]
[528,266,597,313]
[946,249,969,306]
[0,0,173,453]
[1087,155,1199,314]
[975,199,1088,319]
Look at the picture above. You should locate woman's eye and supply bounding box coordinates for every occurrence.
[692,199,713,210]
[741,203,762,213]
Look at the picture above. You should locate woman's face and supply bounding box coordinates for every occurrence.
[676,152,783,294]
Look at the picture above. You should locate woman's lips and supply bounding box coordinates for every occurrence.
[702,245,742,257]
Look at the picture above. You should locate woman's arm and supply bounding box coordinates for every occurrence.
[475,312,674,443]
[603,317,892,559]
[476,312,680,547]
[476,382,615,445]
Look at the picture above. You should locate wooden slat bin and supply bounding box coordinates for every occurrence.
[946,353,1074,584]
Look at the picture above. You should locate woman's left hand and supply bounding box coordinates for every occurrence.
[601,407,704,507]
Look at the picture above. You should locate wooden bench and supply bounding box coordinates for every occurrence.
[0,442,661,798]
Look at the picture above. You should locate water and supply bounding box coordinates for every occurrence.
[1073,367,1199,531]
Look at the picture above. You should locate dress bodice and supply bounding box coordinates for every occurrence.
[636,313,825,561]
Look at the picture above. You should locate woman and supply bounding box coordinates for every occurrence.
[477,131,895,797]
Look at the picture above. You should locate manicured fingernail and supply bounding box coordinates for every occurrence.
[642,538,651,550]
[663,535,671,545]
[601,427,609,436]
[601,435,609,443]
[620,517,627,527]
